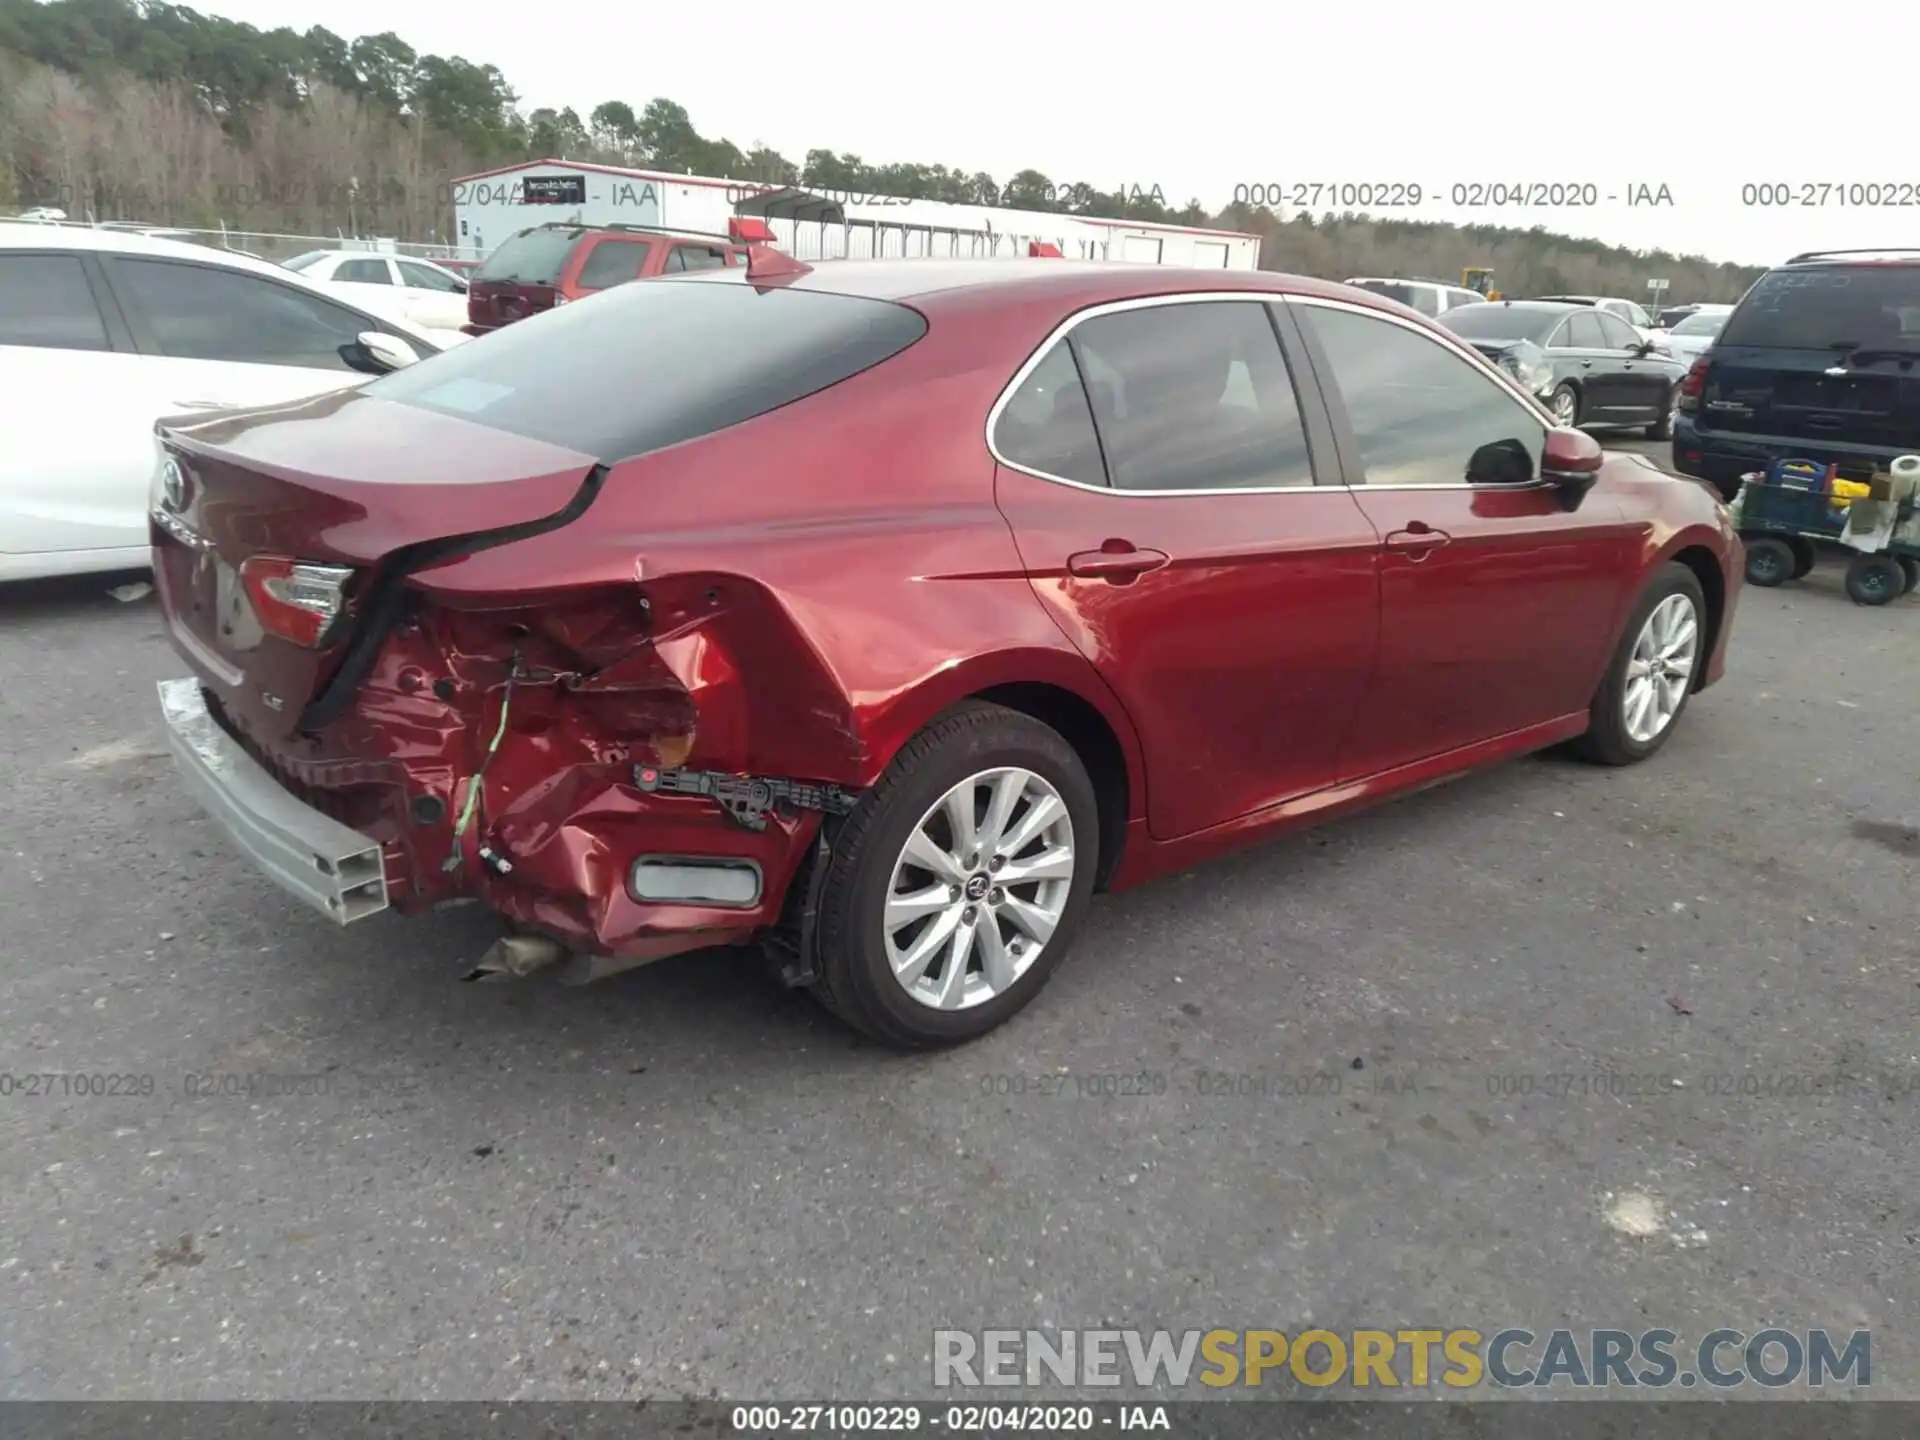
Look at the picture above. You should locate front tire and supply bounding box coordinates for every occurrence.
[1896,555,1918,594]
[1569,564,1707,766]
[810,702,1099,1048]
[1547,383,1581,428]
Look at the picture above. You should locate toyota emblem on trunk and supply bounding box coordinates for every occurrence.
[160,457,186,511]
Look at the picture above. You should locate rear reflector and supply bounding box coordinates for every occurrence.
[239,556,354,647]
[628,856,762,907]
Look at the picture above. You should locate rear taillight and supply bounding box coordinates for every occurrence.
[240,556,355,646]
[1676,357,1709,412]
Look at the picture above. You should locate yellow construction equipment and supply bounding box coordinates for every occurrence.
[1462,267,1494,293]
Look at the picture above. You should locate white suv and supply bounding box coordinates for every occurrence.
[1342,277,1488,317]
[0,223,448,582]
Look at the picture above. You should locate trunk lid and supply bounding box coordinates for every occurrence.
[467,278,560,330]
[1700,343,1920,447]
[153,388,601,744]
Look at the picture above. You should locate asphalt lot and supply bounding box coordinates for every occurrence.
[1,435,1916,1402]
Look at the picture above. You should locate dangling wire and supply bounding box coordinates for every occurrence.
[444,652,520,874]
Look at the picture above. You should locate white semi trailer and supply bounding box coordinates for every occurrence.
[449,159,1262,269]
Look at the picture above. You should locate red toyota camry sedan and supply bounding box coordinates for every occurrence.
[150,255,1741,1048]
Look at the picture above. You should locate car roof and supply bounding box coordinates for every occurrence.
[668,257,1386,311]
[512,220,732,244]
[1458,299,1584,315]
[0,220,442,344]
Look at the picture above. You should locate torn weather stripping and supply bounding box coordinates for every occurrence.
[633,765,861,832]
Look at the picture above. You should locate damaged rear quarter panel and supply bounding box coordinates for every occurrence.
[390,327,1147,958]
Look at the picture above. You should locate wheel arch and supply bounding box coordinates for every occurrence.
[1665,543,1725,690]
[861,652,1147,892]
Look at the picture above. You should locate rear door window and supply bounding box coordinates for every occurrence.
[0,254,112,351]
[667,245,729,272]
[362,278,928,463]
[575,238,655,290]
[1064,300,1316,491]
[1719,265,1920,350]
[335,258,393,284]
[1565,312,1607,348]
[993,340,1107,487]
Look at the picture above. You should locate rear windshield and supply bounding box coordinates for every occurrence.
[473,228,583,286]
[1719,265,1920,350]
[361,278,929,463]
[1671,310,1729,337]
[1438,306,1558,343]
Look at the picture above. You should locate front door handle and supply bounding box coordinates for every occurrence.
[1384,523,1452,560]
[1066,542,1171,581]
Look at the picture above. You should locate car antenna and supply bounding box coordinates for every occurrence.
[745,244,812,284]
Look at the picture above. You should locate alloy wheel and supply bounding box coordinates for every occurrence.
[1623,592,1699,744]
[1551,388,1578,426]
[882,767,1075,1011]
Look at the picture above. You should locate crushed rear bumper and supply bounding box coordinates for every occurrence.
[157,678,390,924]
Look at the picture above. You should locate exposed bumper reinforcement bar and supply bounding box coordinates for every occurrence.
[157,677,390,924]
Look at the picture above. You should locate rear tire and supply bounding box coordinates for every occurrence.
[1897,555,1918,594]
[1845,554,1905,606]
[1569,563,1707,767]
[1742,537,1795,587]
[1788,537,1818,579]
[810,702,1099,1049]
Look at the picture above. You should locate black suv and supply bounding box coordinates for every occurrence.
[1673,249,1920,499]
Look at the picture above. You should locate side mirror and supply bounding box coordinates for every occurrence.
[1542,426,1604,509]
[350,331,421,375]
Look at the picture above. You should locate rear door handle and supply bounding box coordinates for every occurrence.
[1384,523,1451,559]
[1066,543,1171,581]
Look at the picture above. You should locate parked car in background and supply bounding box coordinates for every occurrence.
[1654,304,1703,330]
[1536,294,1659,329]
[283,250,473,334]
[151,259,1738,1047]
[1657,304,1734,367]
[1437,299,1690,436]
[1342,277,1486,318]
[1534,294,1671,355]
[1674,248,1920,500]
[0,224,444,582]
[463,222,751,335]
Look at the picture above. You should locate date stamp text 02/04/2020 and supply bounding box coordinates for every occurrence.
[1231,182,1674,210]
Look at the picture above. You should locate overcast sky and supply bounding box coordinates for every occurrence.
[208,0,1902,268]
